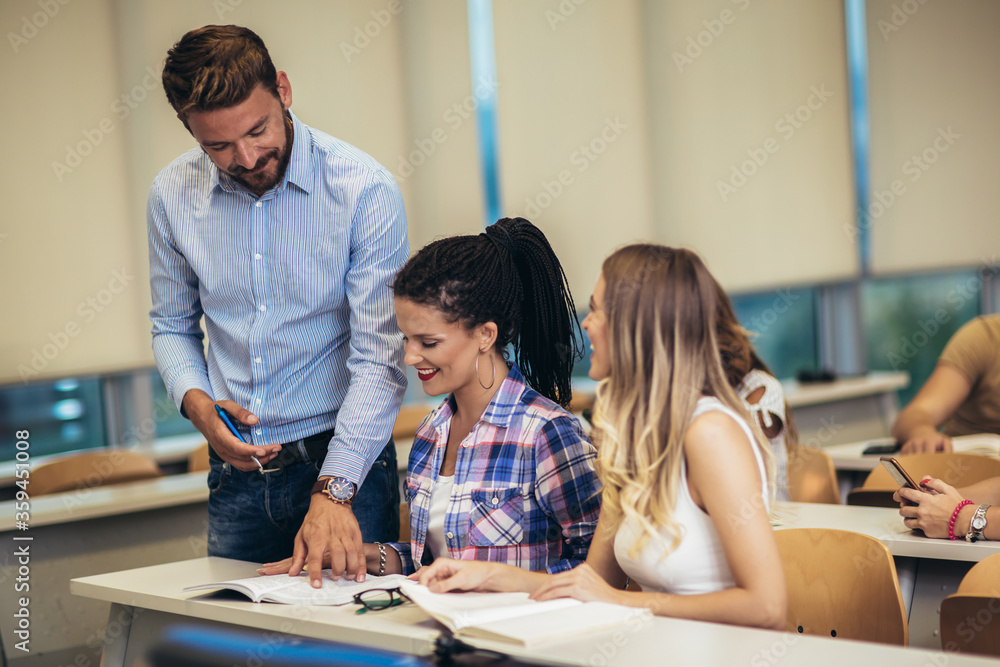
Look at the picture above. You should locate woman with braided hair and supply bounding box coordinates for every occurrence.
[412,245,786,629]
[366,217,602,576]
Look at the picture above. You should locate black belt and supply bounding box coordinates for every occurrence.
[209,428,334,469]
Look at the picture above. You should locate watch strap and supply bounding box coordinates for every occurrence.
[969,504,990,542]
[311,477,331,495]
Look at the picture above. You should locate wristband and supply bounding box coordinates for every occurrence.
[948,499,974,540]
[374,541,387,576]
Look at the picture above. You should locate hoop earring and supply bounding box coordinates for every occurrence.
[475,352,496,390]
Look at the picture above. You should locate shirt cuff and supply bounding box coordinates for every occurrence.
[318,447,369,485]
[384,542,415,576]
[171,375,215,418]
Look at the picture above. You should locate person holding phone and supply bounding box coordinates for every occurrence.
[891,315,1000,454]
[148,25,407,582]
[412,245,786,629]
[895,475,999,541]
[262,218,603,578]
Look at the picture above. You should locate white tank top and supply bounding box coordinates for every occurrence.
[613,396,768,595]
[425,475,454,560]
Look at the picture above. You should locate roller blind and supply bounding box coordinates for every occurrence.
[0,0,152,385]
[491,0,656,298]
[641,0,858,292]
[866,0,1000,275]
[1,0,480,385]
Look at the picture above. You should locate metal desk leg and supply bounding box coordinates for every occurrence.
[99,603,136,667]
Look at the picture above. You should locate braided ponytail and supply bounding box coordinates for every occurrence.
[393,217,582,406]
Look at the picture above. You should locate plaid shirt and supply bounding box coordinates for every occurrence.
[388,364,601,574]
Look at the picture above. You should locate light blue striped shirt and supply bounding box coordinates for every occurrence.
[148,111,408,483]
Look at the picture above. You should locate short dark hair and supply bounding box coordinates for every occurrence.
[162,25,278,120]
[393,218,583,407]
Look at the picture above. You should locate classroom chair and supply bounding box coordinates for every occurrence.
[775,528,908,645]
[787,446,841,504]
[187,442,211,472]
[31,449,162,496]
[846,453,1000,508]
[939,552,1000,657]
[392,404,433,440]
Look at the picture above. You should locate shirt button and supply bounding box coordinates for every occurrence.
[254,253,262,260]
[492,497,500,505]
[446,531,454,540]
[255,201,262,208]
[259,305,267,311]
[255,398,261,404]
[254,357,262,364]
[256,429,262,434]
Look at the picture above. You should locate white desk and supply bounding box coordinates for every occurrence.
[823,434,1000,472]
[71,556,1000,667]
[0,473,210,665]
[783,371,909,448]
[777,502,1000,650]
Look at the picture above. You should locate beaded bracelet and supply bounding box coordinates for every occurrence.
[948,500,974,540]
[374,541,387,576]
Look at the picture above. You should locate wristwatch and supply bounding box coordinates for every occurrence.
[311,476,357,504]
[966,504,990,542]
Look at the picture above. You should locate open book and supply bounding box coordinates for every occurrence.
[398,581,652,647]
[183,571,408,606]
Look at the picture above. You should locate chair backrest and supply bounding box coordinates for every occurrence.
[862,453,1000,490]
[775,528,908,645]
[847,453,1000,508]
[31,449,162,496]
[392,405,433,440]
[940,552,1000,656]
[188,442,211,473]
[787,446,841,504]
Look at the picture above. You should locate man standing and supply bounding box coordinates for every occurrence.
[148,25,407,586]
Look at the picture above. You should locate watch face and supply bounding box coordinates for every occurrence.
[972,515,987,530]
[327,477,355,501]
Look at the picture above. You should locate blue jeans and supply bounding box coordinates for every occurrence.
[206,441,400,564]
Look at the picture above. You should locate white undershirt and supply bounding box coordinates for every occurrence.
[425,475,454,560]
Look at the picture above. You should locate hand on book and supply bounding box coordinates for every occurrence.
[411,558,500,593]
[530,563,622,604]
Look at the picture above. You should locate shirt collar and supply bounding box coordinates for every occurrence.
[211,109,312,196]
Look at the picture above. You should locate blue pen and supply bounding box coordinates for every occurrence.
[214,404,265,473]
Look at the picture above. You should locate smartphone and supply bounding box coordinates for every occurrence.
[214,404,247,443]
[879,456,921,490]
[862,440,902,456]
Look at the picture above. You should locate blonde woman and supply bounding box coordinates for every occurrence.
[413,245,786,629]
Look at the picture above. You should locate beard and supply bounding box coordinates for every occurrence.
[229,111,294,195]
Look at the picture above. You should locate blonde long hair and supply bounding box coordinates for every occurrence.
[591,245,774,558]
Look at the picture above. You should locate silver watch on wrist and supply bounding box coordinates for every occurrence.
[966,504,990,542]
